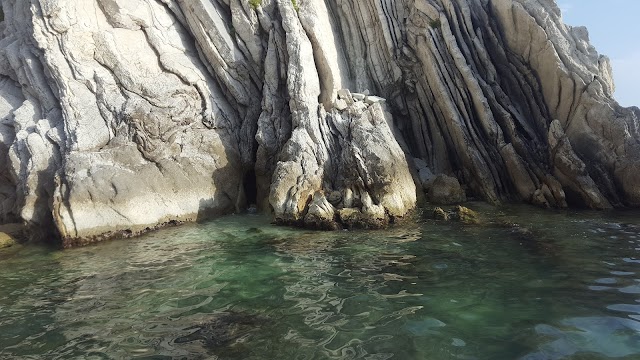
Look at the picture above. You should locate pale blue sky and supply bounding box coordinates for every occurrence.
[558,0,639,107]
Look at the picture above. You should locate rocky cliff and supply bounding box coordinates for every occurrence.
[0,0,638,246]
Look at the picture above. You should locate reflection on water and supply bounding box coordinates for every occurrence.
[1,203,640,359]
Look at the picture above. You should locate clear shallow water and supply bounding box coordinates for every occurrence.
[1,204,640,359]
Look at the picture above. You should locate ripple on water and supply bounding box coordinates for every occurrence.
[1,209,640,359]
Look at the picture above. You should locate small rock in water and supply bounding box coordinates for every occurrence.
[0,233,16,249]
[452,205,479,224]
[433,207,449,221]
[432,206,478,224]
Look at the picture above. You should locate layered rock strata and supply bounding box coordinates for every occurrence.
[0,0,638,245]
[270,88,415,229]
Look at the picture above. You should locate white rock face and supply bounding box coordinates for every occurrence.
[0,0,638,245]
[1,0,244,245]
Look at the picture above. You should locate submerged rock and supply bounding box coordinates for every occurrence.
[0,0,638,244]
[174,312,265,348]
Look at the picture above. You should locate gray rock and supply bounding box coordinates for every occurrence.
[327,191,343,206]
[337,89,354,105]
[335,99,348,111]
[418,167,436,191]
[427,174,466,205]
[269,100,416,228]
[304,191,338,230]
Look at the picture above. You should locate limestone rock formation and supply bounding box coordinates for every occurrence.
[270,88,416,229]
[0,0,638,245]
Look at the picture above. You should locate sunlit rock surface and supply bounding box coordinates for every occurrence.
[0,0,638,245]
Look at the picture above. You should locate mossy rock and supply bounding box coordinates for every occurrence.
[0,224,26,248]
[248,0,262,9]
[432,205,479,224]
[0,233,16,249]
[452,205,479,224]
[337,208,364,226]
[433,207,449,221]
[337,207,386,229]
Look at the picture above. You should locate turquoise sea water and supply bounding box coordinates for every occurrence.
[1,203,640,359]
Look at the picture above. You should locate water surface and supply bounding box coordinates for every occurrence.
[1,203,640,359]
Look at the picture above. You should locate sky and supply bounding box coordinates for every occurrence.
[558,1,639,107]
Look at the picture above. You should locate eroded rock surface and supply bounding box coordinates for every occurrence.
[270,89,416,229]
[0,0,638,244]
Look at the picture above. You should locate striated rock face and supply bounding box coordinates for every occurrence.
[0,0,638,245]
[270,93,416,229]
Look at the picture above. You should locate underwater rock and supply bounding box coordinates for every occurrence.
[173,312,265,349]
[524,317,640,359]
